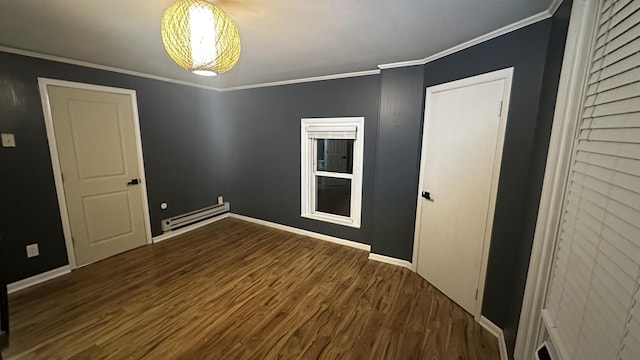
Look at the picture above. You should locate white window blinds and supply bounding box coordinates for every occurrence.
[305,125,357,139]
[544,0,640,359]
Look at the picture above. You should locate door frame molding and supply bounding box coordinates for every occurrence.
[38,78,153,270]
[412,67,514,319]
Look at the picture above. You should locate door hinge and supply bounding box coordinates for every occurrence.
[61,173,64,182]
[498,101,504,117]
[475,288,479,300]
[71,236,75,246]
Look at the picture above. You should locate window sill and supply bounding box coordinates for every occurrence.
[301,212,360,228]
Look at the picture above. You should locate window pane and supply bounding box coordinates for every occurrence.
[317,139,354,174]
[316,176,351,217]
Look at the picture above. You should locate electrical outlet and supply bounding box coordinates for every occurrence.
[218,196,224,204]
[26,243,39,258]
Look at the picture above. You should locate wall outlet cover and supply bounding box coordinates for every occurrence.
[1,133,16,148]
[26,243,39,258]
[218,196,224,204]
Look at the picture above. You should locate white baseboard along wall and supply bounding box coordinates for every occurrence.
[7,265,71,294]
[479,316,509,360]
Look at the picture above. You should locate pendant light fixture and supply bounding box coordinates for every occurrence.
[161,0,241,76]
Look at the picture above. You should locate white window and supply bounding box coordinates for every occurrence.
[301,117,364,228]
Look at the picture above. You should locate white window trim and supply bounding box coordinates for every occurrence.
[301,117,364,228]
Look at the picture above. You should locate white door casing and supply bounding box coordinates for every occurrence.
[413,68,513,318]
[39,78,152,269]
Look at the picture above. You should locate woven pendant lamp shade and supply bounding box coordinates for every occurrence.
[161,0,241,76]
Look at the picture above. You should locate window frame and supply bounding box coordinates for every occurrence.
[301,117,364,228]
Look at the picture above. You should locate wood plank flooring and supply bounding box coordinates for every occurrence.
[4,218,499,359]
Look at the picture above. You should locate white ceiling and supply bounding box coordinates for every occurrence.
[0,0,556,89]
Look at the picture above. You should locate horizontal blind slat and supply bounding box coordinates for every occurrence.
[593,81,640,105]
[601,38,640,74]
[589,112,640,129]
[591,275,631,321]
[577,140,640,160]
[605,199,640,232]
[575,151,640,178]
[571,164,613,192]
[601,24,640,66]
[612,170,640,194]
[607,7,640,41]
[556,321,580,356]
[611,0,640,28]
[593,262,634,306]
[305,125,357,139]
[600,227,640,264]
[576,316,619,359]
[585,285,628,333]
[604,213,640,246]
[581,127,640,143]
[590,65,640,90]
[599,52,640,80]
[603,0,617,13]
[609,186,640,218]
[589,97,640,118]
[612,0,633,15]
[599,238,639,279]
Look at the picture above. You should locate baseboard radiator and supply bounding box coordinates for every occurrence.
[161,202,230,233]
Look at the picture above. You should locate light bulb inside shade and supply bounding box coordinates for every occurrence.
[192,69,218,76]
[189,3,217,70]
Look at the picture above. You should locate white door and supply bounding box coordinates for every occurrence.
[47,85,148,267]
[415,69,512,315]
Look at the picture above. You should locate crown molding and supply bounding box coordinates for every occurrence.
[378,9,552,70]
[0,45,379,93]
[377,59,426,70]
[0,45,224,92]
[219,69,380,92]
[548,0,564,15]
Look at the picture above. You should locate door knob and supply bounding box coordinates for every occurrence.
[127,178,140,186]
[421,191,434,201]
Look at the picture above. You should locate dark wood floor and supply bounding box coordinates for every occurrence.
[4,218,498,359]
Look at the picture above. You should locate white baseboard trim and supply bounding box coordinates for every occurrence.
[228,213,371,252]
[368,253,413,270]
[152,212,230,243]
[479,316,509,360]
[8,265,71,294]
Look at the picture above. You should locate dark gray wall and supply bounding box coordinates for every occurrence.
[369,9,571,355]
[0,52,225,283]
[216,76,381,244]
[370,66,425,259]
